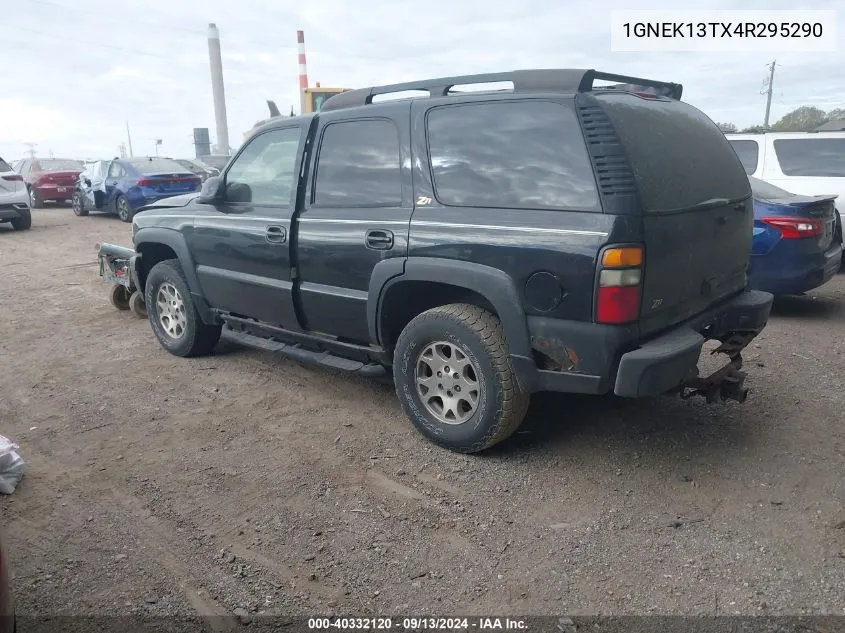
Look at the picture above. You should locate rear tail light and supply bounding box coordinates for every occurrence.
[0,174,22,182]
[596,246,643,324]
[137,179,156,187]
[761,217,823,239]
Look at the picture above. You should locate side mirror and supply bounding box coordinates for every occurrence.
[197,175,223,204]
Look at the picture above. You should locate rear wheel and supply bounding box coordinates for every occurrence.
[10,209,31,231]
[29,187,43,209]
[393,303,530,453]
[72,191,88,216]
[115,195,134,222]
[145,259,221,357]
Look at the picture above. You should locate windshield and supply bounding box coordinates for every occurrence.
[749,177,794,200]
[128,158,192,174]
[598,94,750,213]
[36,159,83,172]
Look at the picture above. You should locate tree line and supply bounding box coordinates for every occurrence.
[717,106,845,134]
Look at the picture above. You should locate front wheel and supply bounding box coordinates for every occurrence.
[115,195,134,222]
[144,259,221,357]
[393,303,530,453]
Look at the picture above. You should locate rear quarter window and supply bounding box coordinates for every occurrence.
[599,94,750,213]
[773,138,845,177]
[728,140,760,175]
[426,100,600,211]
[0,159,11,172]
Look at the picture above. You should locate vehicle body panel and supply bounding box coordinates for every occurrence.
[296,102,415,342]
[0,157,29,221]
[747,178,841,295]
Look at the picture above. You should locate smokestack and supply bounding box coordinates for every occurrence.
[297,29,309,115]
[207,23,230,154]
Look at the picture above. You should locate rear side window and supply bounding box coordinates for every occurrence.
[599,95,750,213]
[729,140,759,175]
[314,119,401,207]
[773,138,845,177]
[426,101,599,210]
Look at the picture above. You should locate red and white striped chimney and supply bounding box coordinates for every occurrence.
[297,30,309,114]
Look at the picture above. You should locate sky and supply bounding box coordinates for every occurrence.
[2,0,843,162]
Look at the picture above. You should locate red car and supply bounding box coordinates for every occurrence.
[0,533,13,633]
[16,157,83,208]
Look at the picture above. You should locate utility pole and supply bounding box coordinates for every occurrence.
[24,142,37,158]
[763,60,776,128]
[207,23,230,155]
[126,122,134,157]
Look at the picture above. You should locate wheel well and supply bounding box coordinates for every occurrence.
[136,243,178,292]
[379,281,497,350]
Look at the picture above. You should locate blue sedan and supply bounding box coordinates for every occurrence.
[103,157,201,222]
[748,177,842,295]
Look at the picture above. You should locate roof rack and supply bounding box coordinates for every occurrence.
[321,69,682,111]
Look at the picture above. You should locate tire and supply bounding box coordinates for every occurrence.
[72,191,88,216]
[115,195,134,222]
[393,303,530,453]
[29,187,43,209]
[10,208,31,230]
[129,291,147,319]
[109,284,131,310]
[144,259,221,357]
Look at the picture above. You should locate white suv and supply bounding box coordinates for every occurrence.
[726,132,845,210]
[0,157,31,231]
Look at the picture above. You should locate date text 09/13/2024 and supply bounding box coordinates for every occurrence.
[307,617,529,630]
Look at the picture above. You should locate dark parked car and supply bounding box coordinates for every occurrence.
[747,177,841,295]
[100,69,773,453]
[16,157,83,207]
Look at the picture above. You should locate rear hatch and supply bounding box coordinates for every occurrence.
[0,158,23,198]
[596,93,753,335]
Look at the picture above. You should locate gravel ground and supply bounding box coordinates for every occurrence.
[0,208,844,626]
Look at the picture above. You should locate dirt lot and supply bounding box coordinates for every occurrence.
[1,208,844,623]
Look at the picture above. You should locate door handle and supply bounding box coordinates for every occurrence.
[366,229,394,250]
[266,225,286,244]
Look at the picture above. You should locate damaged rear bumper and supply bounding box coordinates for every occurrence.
[515,289,773,400]
[614,289,772,399]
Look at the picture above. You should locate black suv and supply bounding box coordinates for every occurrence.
[111,69,773,453]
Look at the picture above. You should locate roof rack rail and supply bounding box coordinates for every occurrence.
[321,69,682,111]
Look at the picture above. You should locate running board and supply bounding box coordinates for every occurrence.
[221,327,389,378]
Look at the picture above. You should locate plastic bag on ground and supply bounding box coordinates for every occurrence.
[0,435,25,495]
